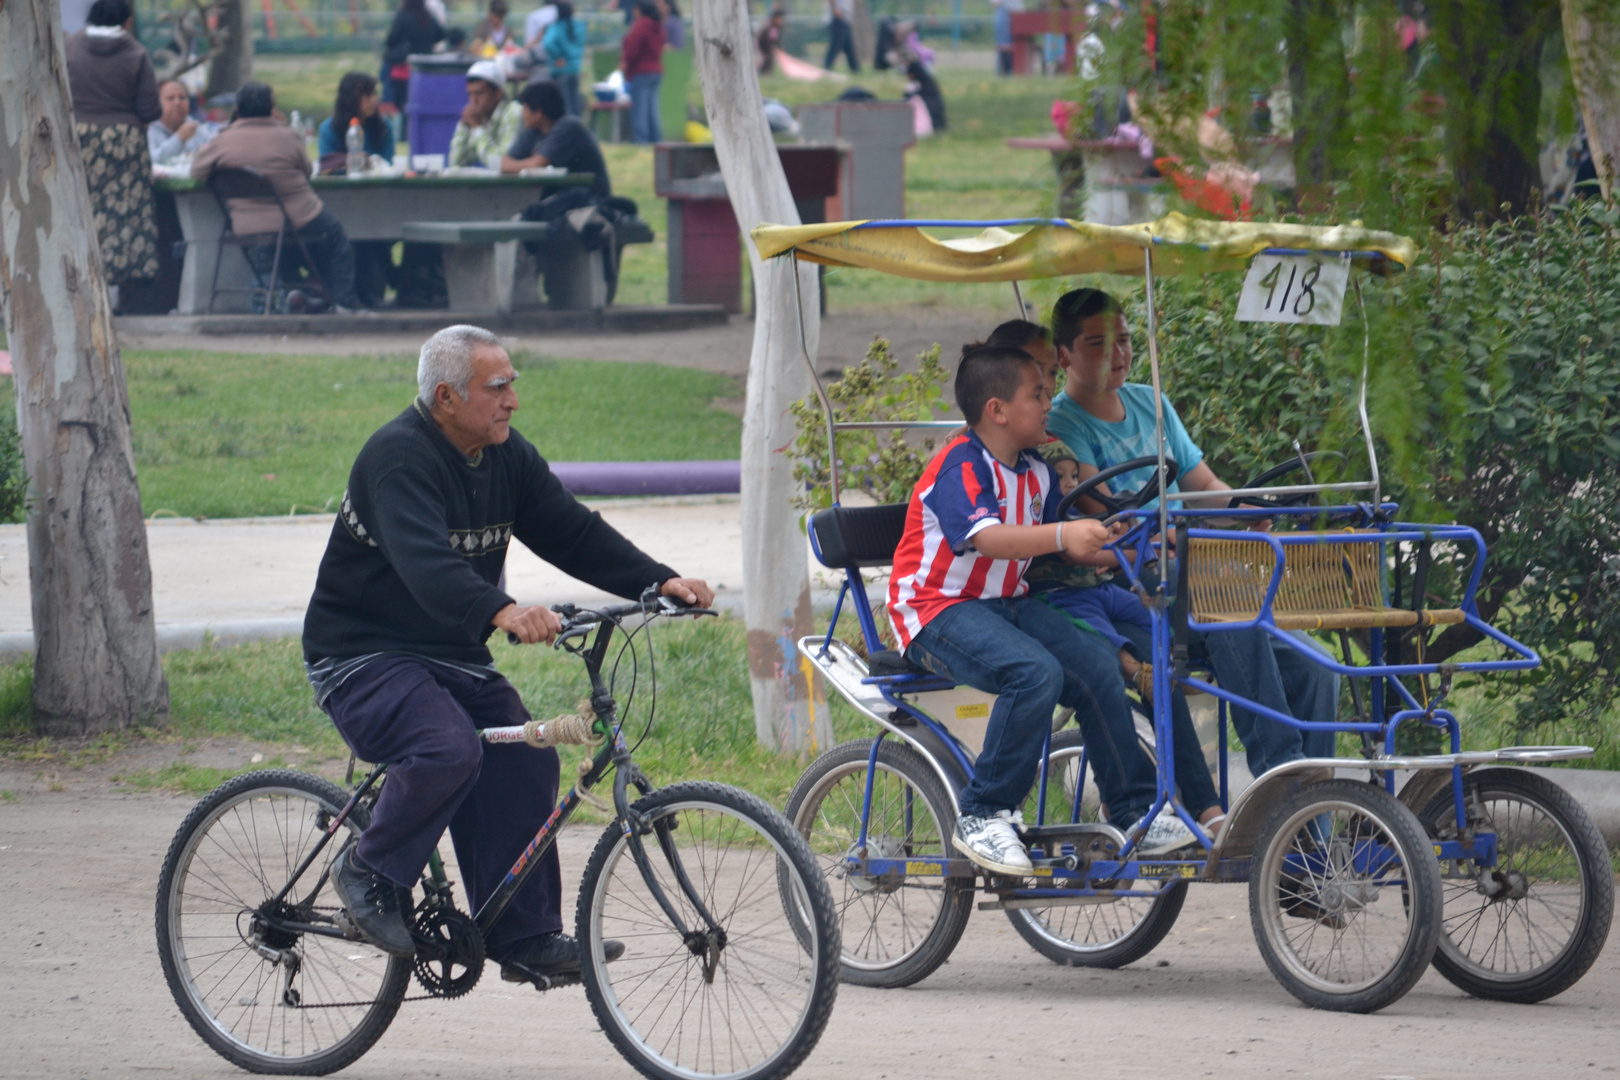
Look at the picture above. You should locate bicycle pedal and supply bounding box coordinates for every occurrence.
[500,962,582,992]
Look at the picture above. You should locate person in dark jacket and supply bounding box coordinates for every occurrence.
[305,324,713,983]
[64,0,162,309]
[381,0,447,109]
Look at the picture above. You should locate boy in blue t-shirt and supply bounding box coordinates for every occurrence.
[1042,288,1338,778]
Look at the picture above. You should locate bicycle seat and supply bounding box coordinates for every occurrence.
[808,503,909,569]
[866,649,930,678]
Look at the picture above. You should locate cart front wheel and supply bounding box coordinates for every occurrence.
[1419,767,1613,1003]
[1249,778,1442,1013]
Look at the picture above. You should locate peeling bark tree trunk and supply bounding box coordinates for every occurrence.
[1562,0,1620,199]
[204,0,255,99]
[693,0,832,756]
[0,0,171,734]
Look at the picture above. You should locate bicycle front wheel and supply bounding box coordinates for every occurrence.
[577,781,840,1080]
[155,769,410,1075]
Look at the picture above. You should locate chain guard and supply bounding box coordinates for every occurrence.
[412,907,486,999]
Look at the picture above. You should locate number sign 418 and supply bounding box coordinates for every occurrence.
[1235,252,1350,326]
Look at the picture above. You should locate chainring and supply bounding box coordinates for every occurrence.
[412,906,486,999]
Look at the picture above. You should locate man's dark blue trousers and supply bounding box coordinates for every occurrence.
[324,655,561,958]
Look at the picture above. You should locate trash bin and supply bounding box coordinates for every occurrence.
[406,54,475,159]
[654,143,843,313]
[796,102,915,221]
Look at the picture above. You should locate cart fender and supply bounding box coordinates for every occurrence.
[1203,758,1341,872]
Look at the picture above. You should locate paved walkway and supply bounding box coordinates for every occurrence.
[0,495,839,655]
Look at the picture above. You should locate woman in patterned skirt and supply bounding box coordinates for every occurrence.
[64,0,162,310]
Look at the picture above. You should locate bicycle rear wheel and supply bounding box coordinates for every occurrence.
[577,781,840,1080]
[155,769,410,1075]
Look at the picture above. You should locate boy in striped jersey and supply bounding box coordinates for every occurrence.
[889,345,1179,876]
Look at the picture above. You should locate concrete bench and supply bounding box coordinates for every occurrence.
[401,219,654,313]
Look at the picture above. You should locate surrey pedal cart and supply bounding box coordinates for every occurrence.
[757,213,1614,1014]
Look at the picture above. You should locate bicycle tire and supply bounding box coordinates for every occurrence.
[782,738,974,987]
[1419,768,1614,1003]
[577,781,840,1080]
[1249,778,1442,1013]
[155,769,410,1075]
[1006,728,1188,968]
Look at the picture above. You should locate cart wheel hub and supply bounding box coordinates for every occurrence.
[845,836,906,895]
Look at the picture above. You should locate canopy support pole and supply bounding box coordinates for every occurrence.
[1142,245,1171,599]
[790,258,843,505]
[1352,275,1381,508]
[1012,280,1026,318]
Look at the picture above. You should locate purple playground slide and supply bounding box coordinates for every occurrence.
[549,460,741,497]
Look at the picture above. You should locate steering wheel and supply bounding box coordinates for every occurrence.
[1228,451,1346,509]
[1055,455,1180,520]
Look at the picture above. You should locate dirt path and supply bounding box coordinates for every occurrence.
[3,782,1615,1080]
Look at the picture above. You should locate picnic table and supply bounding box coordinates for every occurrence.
[158,171,593,314]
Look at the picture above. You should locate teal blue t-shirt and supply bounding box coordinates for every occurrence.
[1045,383,1203,508]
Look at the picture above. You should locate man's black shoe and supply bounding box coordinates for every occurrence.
[499,931,625,985]
[331,847,416,958]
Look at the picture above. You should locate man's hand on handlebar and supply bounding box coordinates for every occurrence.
[660,577,715,609]
[493,602,564,645]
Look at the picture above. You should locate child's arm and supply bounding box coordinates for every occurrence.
[972,519,1123,562]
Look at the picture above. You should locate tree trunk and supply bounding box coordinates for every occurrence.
[1430,0,1561,218]
[1562,0,1620,199]
[0,0,171,734]
[1285,0,1350,208]
[204,0,255,99]
[693,0,832,756]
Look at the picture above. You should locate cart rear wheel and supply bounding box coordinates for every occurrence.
[782,739,973,988]
[1250,778,1441,1013]
[1419,768,1613,1003]
[1006,729,1187,968]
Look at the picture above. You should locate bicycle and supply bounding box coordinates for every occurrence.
[155,594,841,1079]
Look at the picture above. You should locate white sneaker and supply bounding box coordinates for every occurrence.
[1131,806,1204,856]
[952,810,1033,875]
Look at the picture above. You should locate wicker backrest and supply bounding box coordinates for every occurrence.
[1187,530,1386,622]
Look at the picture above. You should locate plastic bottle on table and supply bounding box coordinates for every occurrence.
[346,118,365,178]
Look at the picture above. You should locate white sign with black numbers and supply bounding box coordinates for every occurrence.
[1236,252,1351,325]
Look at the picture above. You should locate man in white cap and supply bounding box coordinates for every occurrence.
[447,59,523,169]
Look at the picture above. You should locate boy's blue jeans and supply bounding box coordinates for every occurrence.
[905,596,1157,823]
[1201,628,1338,776]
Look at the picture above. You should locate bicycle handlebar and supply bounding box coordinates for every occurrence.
[505,595,716,645]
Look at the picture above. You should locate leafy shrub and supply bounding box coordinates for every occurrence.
[788,338,951,513]
[0,382,27,524]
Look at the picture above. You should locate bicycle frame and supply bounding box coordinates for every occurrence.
[256,605,728,959]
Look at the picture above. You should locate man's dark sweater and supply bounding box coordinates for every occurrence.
[303,403,676,673]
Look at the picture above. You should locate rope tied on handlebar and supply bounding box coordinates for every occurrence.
[523,701,604,749]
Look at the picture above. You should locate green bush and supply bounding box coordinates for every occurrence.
[1148,198,1620,746]
[0,380,28,524]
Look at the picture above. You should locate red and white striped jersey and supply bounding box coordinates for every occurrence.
[886,432,1062,649]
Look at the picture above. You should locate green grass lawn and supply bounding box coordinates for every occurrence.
[0,616,877,804]
[38,348,741,519]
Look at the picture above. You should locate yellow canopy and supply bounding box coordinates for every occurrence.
[751,212,1418,282]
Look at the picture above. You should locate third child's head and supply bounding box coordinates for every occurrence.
[956,345,1050,451]
[1052,288,1130,400]
[985,319,1058,397]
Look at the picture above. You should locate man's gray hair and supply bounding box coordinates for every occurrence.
[418,324,501,407]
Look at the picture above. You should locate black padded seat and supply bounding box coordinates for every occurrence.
[866,649,930,677]
[808,503,909,569]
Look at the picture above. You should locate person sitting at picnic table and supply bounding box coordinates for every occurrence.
[148,78,216,165]
[1040,288,1339,782]
[191,81,362,312]
[318,71,395,173]
[471,0,512,54]
[501,80,610,197]
[448,61,524,169]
